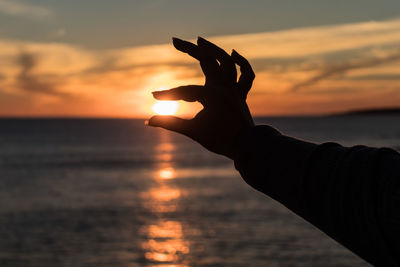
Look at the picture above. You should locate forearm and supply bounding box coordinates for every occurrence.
[234,125,400,266]
[304,142,399,266]
[234,125,317,217]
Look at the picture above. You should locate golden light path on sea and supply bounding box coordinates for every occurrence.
[139,130,190,266]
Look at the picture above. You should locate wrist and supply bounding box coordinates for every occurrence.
[232,125,281,161]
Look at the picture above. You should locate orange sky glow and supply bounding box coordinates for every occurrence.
[1,18,400,117]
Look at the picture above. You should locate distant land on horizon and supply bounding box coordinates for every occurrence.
[0,107,400,119]
[254,107,400,118]
[338,107,400,116]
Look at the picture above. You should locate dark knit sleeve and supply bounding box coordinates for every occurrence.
[234,125,400,266]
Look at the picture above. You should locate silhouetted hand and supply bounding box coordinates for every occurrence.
[147,37,255,159]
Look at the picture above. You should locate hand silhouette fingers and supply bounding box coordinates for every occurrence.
[172,37,199,58]
[152,85,204,103]
[231,49,255,99]
[147,115,193,137]
[197,37,237,85]
[172,37,220,83]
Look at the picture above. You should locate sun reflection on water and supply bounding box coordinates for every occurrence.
[158,168,175,179]
[141,220,190,264]
[139,131,190,266]
[148,187,181,202]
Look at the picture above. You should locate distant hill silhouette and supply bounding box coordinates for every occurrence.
[340,107,400,116]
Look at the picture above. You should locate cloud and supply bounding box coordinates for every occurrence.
[50,28,66,38]
[348,73,400,81]
[1,17,400,116]
[0,0,51,19]
[290,49,400,91]
[209,19,400,59]
[15,51,67,97]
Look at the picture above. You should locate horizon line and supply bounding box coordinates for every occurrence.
[1,106,399,120]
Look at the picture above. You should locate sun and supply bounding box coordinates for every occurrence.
[152,101,179,115]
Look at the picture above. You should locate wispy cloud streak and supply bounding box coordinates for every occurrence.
[16,51,67,96]
[290,50,400,91]
[1,17,400,116]
[0,0,51,19]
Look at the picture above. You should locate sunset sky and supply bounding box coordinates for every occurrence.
[1,0,400,117]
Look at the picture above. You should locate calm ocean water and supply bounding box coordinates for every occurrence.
[0,116,399,266]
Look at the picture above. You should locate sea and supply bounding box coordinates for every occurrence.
[0,116,399,267]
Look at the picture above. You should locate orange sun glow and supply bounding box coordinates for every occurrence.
[152,101,179,115]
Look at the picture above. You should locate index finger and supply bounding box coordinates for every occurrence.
[152,85,205,103]
[197,37,237,85]
[172,37,220,83]
[172,37,201,60]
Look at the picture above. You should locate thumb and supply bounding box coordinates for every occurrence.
[147,115,193,136]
